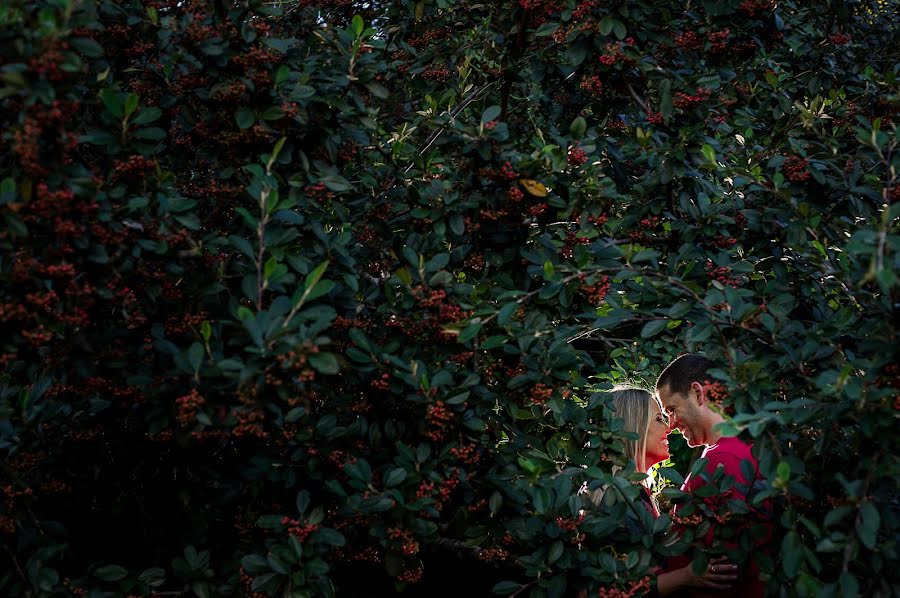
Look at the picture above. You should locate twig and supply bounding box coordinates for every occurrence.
[404,81,497,175]
[625,81,651,115]
[3,544,27,587]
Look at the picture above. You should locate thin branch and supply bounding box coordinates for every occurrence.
[3,544,27,587]
[404,81,497,175]
[625,81,651,114]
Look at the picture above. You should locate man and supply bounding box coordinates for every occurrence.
[656,354,769,598]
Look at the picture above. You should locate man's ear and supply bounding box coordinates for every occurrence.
[690,380,706,406]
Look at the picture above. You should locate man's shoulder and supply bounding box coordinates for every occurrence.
[701,436,755,472]
[704,435,752,459]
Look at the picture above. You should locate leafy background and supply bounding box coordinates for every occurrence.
[0,0,897,596]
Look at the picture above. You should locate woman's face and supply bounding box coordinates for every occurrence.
[643,407,671,467]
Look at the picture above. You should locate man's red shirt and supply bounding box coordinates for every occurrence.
[667,436,769,598]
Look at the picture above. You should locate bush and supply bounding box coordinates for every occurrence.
[1,0,897,596]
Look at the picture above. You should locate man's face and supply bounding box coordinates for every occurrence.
[658,383,705,447]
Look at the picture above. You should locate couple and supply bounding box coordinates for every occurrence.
[593,354,766,597]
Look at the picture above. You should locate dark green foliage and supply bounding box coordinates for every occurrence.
[0,0,897,596]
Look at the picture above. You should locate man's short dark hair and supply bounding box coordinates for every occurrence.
[656,353,712,397]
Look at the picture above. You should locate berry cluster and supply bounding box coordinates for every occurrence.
[628,216,661,244]
[529,383,553,406]
[281,516,319,542]
[528,202,549,217]
[232,408,267,439]
[305,182,335,202]
[518,0,560,17]
[477,160,518,182]
[405,26,452,49]
[572,0,598,21]
[784,156,811,182]
[674,31,702,51]
[12,101,80,176]
[387,287,472,343]
[506,186,524,203]
[597,576,651,598]
[739,0,775,17]
[28,42,69,82]
[113,155,157,182]
[397,566,423,584]
[476,547,509,562]
[387,526,420,555]
[425,400,454,441]
[598,39,637,68]
[422,66,452,81]
[371,372,390,391]
[710,235,737,249]
[450,442,481,465]
[705,261,742,287]
[708,29,731,53]
[567,146,588,166]
[579,75,603,97]
[556,514,585,543]
[561,230,590,259]
[579,275,610,304]
[828,33,852,45]
[175,389,205,427]
[701,380,728,403]
[646,111,664,125]
[673,87,711,110]
[275,342,319,385]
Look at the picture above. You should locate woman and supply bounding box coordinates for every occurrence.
[589,387,738,596]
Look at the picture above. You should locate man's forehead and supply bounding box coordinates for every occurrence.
[657,384,682,406]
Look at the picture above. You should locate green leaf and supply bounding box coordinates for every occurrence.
[458,321,481,343]
[547,540,564,563]
[188,343,204,372]
[599,17,614,36]
[309,352,339,375]
[101,88,123,118]
[124,93,139,118]
[640,319,667,338]
[857,501,880,549]
[534,22,559,37]
[570,116,587,139]
[365,82,389,99]
[659,79,672,120]
[351,14,364,36]
[131,127,166,140]
[384,468,407,487]
[251,573,279,592]
[235,108,255,129]
[132,107,162,125]
[313,527,345,546]
[302,260,330,298]
[138,567,166,586]
[482,105,501,123]
[493,581,524,595]
[71,36,104,58]
[95,564,128,581]
[497,302,518,326]
[543,260,555,280]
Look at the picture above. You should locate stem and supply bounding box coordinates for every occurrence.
[404,81,496,175]
[255,188,269,312]
[2,544,27,587]
[625,81,651,114]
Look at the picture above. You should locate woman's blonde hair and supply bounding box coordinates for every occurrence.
[609,386,657,473]
[589,386,661,507]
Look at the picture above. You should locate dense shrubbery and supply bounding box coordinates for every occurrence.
[1,0,898,596]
